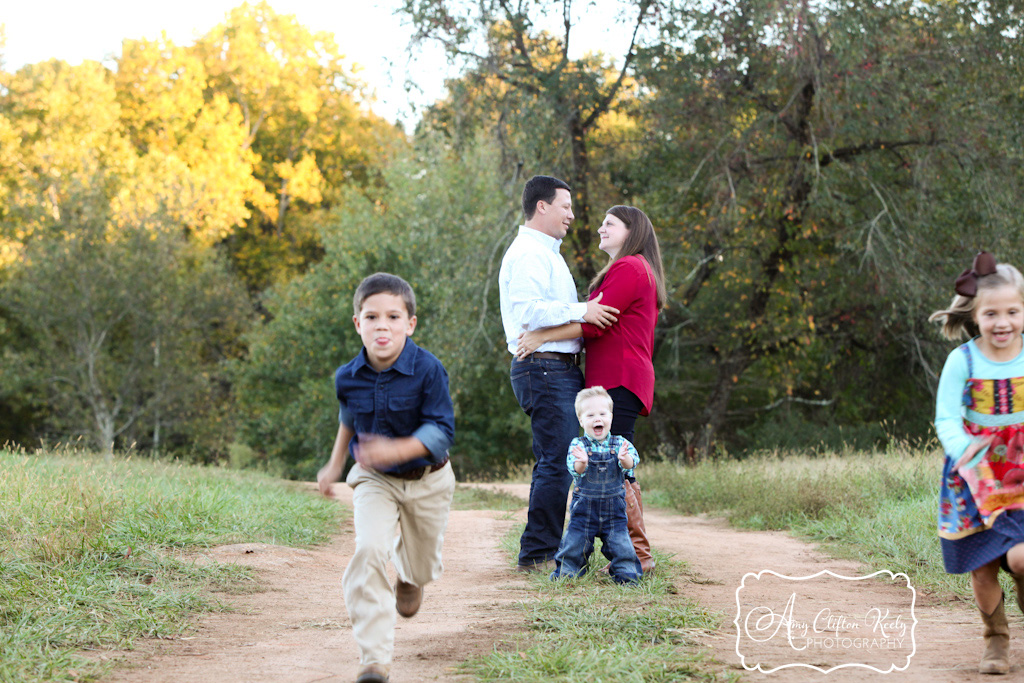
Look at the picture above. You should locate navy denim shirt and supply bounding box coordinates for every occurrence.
[335,337,454,475]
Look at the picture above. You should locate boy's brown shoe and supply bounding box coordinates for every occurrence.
[355,663,389,683]
[395,580,422,618]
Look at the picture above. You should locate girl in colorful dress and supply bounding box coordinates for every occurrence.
[931,251,1024,675]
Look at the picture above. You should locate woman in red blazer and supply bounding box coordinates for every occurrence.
[516,205,666,572]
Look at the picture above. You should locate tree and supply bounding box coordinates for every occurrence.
[114,36,269,247]
[0,59,133,247]
[232,133,526,478]
[0,6,425,458]
[402,0,661,278]
[632,0,1024,456]
[194,1,404,289]
[0,201,249,455]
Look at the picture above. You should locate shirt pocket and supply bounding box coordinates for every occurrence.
[387,393,421,436]
[346,397,376,432]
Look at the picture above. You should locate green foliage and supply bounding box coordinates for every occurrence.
[0,6,400,455]
[404,0,658,278]
[232,133,529,479]
[628,0,1024,454]
[735,410,887,454]
[0,448,345,683]
[0,202,249,457]
[9,1,1024,471]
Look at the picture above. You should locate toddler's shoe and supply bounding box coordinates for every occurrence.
[395,579,422,618]
[356,663,389,682]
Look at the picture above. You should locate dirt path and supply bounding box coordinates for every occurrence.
[101,482,528,683]
[640,507,986,682]
[102,482,1013,682]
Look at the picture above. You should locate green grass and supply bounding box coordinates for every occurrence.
[461,527,734,682]
[4,442,972,682]
[0,448,346,683]
[641,442,974,600]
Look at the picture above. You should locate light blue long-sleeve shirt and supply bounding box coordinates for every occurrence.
[935,337,1024,460]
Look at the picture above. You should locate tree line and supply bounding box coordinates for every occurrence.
[2,0,1023,477]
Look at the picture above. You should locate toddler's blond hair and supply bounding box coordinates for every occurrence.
[574,386,614,417]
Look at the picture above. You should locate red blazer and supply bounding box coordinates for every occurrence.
[580,255,658,415]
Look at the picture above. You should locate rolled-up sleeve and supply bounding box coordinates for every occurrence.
[412,361,455,461]
[567,437,586,485]
[338,403,355,430]
[335,367,357,429]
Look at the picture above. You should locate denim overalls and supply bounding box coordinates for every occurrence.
[551,435,642,584]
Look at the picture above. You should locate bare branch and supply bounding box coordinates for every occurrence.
[498,0,536,74]
[492,70,542,95]
[561,0,572,68]
[747,136,943,168]
[581,0,651,130]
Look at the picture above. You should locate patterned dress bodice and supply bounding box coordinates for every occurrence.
[939,344,1024,538]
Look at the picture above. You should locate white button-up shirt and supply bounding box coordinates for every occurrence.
[498,226,587,355]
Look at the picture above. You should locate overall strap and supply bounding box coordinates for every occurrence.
[959,343,973,407]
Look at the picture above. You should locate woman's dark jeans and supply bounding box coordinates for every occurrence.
[607,386,643,482]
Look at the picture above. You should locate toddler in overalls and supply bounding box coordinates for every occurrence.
[551,386,643,585]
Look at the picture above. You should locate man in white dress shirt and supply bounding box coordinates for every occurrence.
[498,175,618,572]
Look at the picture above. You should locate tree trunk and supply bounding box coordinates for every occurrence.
[566,112,596,281]
[152,337,161,454]
[692,350,752,459]
[276,178,290,237]
[97,412,115,461]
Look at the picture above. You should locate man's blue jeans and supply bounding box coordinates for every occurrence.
[510,356,583,566]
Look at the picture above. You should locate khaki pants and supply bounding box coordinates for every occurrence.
[342,461,456,666]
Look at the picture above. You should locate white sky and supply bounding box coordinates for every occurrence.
[1,0,448,124]
[1,0,635,125]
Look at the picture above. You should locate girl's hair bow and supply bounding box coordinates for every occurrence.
[955,251,997,297]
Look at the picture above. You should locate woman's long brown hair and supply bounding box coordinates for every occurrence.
[589,205,667,308]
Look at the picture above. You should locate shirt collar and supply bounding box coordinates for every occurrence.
[518,225,562,252]
[350,336,419,376]
[582,433,612,447]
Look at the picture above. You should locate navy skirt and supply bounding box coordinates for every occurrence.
[942,509,1024,574]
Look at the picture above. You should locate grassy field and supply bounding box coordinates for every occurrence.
[458,443,972,681]
[3,443,977,682]
[639,441,974,600]
[454,497,732,683]
[0,449,345,683]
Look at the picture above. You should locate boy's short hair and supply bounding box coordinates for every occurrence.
[575,386,613,417]
[522,175,572,220]
[353,272,416,317]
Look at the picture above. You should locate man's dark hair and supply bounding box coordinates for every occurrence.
[522,175,572,220]
[353,272,416,317]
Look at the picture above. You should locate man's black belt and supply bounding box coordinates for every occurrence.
[531,351,580,365]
